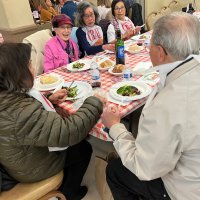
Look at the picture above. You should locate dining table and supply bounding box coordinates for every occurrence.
[35,32,159,142]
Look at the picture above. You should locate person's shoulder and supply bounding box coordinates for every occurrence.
[45,36,57,46]
[77,27,85,33]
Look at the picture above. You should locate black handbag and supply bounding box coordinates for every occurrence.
[0,164,18,192]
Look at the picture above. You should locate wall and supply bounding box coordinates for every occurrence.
[0,0,35,31]
[145,0,200,17]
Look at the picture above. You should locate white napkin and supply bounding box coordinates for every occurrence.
[28,88,68,152]
[133,61,152,75]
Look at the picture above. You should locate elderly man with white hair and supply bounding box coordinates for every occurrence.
[102,12,200,200]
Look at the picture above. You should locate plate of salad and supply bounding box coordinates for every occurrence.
[109,81,152,101]
[62,81,92,100]
[66,59,92,72]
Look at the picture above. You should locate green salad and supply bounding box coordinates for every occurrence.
[62,86,78,98]
[72,62,85,69]
[117,85,141,96]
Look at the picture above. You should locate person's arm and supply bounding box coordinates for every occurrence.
[76,28,103,55]
[43,42,55,73]
[15,96,103,147]
[103,92,183,180]
[107,24,116,43]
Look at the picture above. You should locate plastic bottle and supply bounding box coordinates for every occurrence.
[115,29,125,65]
[123,67,132,81]
[90,62,101,87]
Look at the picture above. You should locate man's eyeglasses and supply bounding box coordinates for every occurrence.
[83,13,95,19]
[114,6,125,11]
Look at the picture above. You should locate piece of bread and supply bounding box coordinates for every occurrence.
[112,64,125,73]
[100,60,113,68]
[40,75,58,84]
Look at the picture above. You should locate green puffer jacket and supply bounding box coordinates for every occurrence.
[0,92,103,183]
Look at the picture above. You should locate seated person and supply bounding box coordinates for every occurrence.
[107,0,140,43]
[40,0,57,22]
[61,0,77,24]
[75,1,114,58]
[102,12,200,200]
[97,0,111,20]
[44,14,79,72]
[0,42,103,200]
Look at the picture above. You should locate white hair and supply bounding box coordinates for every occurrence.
[152,12,200,60]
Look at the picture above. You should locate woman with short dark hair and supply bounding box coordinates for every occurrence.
[75,1,114,58]
[0,43,103,200]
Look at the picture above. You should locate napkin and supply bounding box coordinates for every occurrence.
[133,61,152,75]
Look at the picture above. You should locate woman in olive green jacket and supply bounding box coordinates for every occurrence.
[0,43,103,200]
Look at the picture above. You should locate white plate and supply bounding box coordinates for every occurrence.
[109,81,152,101]
[125,44,144,54]
[97,58,115,71]
[62,81,92,100]
[33,73,64,91]
[108,67,123,76]
[131,34,151,41]
[66,59,92,72]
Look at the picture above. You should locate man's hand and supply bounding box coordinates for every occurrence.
[102,105,121,128]
[48,89,67,105]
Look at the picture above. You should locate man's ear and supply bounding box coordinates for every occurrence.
[157,45,167,63]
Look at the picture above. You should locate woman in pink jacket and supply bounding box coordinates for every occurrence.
[44,14,79,72]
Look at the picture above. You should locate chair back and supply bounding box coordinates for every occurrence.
[23,29,53,76]
[70,27,78,45]
[168,0,182,12]
[146,11,161,30]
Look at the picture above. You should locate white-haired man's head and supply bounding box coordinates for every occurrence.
[150,12,200,66]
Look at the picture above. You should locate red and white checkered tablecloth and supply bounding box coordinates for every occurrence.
[44,51,155,141]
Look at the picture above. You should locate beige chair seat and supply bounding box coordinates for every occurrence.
[0,170,66,200]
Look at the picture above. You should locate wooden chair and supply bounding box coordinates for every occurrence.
[146,11,161,31]
[160,6,171,16]
[0,170,66,200]
[168,0,182,12]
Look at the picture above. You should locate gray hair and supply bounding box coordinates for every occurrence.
[151,12,200,60]
[75,1,100,27]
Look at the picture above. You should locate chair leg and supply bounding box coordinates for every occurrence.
[39,190,66,200]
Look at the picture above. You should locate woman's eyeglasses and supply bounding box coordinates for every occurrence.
[114,6,125,11]
[83,13,95,19]
[59,26,72,30]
